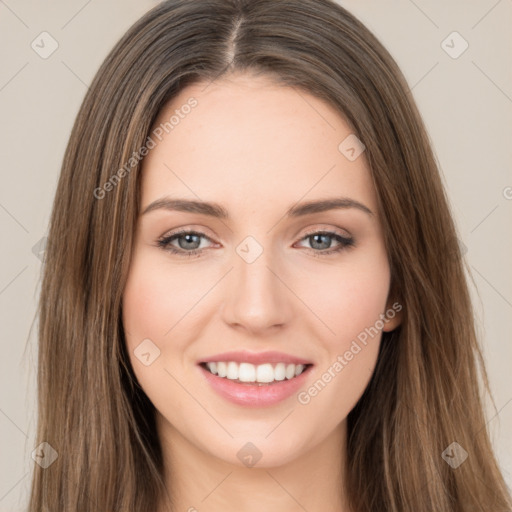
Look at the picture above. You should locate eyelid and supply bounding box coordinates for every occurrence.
[159,224,352,242]
[300,225,352,239]
[159,226,217,243]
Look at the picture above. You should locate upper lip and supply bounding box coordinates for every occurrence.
[199,350,313,366]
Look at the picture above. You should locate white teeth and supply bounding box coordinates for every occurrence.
[274,363,286,381]
[203,361,309,383]
[216,362,227,377]
[256,363,274,383]
[226,362,238,380]
[239,362,256,382]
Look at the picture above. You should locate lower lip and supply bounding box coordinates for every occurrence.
[199,364,313,407]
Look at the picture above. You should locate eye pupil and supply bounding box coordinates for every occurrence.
[179,234,201,250]
[310,234,331,250]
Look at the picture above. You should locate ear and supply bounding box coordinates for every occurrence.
[382,297,403,332]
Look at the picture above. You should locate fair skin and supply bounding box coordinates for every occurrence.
[122,71,402,512]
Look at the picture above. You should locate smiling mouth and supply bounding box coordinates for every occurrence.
[199,361,313,385]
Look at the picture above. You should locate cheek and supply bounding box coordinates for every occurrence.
[122,252,208,345]
[295,252,391,346]
[292,254,390,413]
[122,256,195,413]
[122,254,182,392]
[122,250,223,408]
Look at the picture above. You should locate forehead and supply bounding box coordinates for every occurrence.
[140,73,376,215]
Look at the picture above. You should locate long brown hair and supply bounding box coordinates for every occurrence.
[28,0,512,510]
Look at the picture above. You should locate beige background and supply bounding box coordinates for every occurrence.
[0,0,511,509]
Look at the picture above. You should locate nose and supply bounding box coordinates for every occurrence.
[220,247,294,335]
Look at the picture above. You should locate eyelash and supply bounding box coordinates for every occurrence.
[156,228,355,258]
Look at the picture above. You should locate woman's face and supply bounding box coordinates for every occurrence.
[122,72,401,468]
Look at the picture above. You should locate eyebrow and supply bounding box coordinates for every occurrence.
[141,196,374,218]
